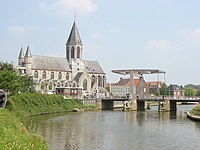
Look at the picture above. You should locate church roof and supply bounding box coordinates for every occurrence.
[83,60,105,74]
[32,55,71,72]
[73,72,83,83]
[66,21,82,45]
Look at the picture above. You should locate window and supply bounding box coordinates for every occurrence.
[98,76,102,87]
[57,82,60,87]
[65,83,68,87]
[66,46,69,61]
[71,46,75,58]
[41,82,44,89]
[73,82,76,87]
[51,72,54,79]
[42,71,46,79]
[49,83,53,90]
[103,76,106,87]
[91,75,95,88]
[34,71,38,78]
[77,46,80,59]
[58,72,62,80]
[66,73,69,80]
[83,79,87,90]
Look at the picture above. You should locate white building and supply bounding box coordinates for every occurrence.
[17,21,107,98]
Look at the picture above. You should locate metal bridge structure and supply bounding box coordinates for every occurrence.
[96,96,200,111]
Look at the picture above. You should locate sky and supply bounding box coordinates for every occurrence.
[1,0,200,85]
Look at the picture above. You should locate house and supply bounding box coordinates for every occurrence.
[147,81,163,95]
[169,84,185,98]
[110,77,149,98]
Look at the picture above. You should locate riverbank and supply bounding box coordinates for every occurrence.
[1,93,87,149]
[187,104,200,121]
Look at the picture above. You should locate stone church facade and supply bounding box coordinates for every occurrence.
[17,21,107,98]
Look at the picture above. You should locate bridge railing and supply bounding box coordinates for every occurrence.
[138,95,200,101]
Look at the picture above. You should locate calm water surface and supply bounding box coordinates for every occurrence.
[29,105,200,150]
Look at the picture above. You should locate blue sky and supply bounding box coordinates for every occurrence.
[1,0,200,85]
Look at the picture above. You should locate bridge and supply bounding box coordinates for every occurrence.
[96,96,200,111]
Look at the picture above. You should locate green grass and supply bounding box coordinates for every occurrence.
[0,109,48,150]
[6,93,85,119]
[0,93,86,149]
[190,104,200,115]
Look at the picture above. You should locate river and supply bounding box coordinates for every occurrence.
[29,105,200,150]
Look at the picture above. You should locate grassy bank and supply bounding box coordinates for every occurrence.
[7,93,85,119]
[190,104,200,116]
[0,93,86,149]
[0,109,48,149]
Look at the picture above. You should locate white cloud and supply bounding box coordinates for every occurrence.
[8,25,36,34]
[147,40,172,49]
[40,0,97,15]
[183,28,200,39]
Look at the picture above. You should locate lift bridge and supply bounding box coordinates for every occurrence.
[95,69,200,111]
[98,96,200,111]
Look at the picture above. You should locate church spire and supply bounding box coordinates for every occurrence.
[18,46,24,59]
[18,46,25,66]
[66,21,82,45]
[25,45,31,57]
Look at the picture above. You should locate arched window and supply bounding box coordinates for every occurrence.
[73,82,76,87]
[66,46,69,61]
[71,46,75,58]
[66,73,69,80]
[77,46,80,59]
[41,82,45,90]
[57,82,60,87]
[58,72,62,79]
[51,72,54,79]
[103,76,106,87]
[34,71,38,78]
[91,75,95,88]
[98,76,102,87]
[65,82,68,87]
[49,82,53,90]
[83,79,87,90]
[42,71,46,79]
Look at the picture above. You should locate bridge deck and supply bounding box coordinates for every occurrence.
[101,98,128,101]
[101,96,200,103]
[139,98,200,102]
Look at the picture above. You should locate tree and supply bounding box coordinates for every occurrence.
[184,87,195,96]
[0,62,33,95]
[196,90,200,96]
[159,83,169,96]
[105,86,110,92]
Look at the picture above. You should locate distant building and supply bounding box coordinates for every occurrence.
[147,81,163,95]
[17,21,106,98]
[110,77,149,98]
[169,84,185,98]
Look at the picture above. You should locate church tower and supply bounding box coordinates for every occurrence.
[66,21,84,78]
[18,46,24,67]
[24,45,32,75]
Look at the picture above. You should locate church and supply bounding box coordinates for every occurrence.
[17,21,107,98]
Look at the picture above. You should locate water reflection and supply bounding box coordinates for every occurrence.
[29,105,200,150]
